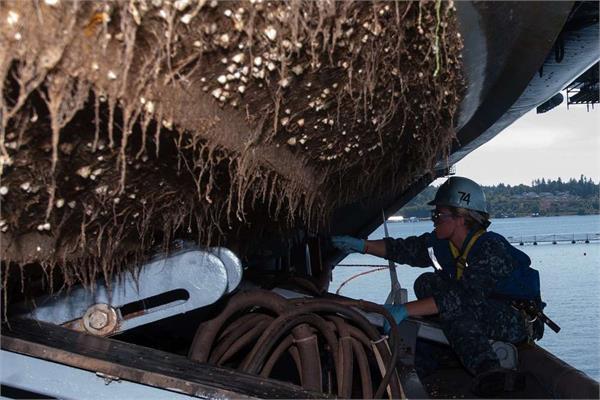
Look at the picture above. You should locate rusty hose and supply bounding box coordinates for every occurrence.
[353,337,374,399]
[282,298,403,398]
[189,290,288,362]
[189,290,322,391]
[214,316,274,366]
[328,315,355,398]
[241,312,340,377]
[260,335,297,378]
[188,290,407,399]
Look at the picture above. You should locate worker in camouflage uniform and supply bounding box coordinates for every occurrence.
[332,176,529,396]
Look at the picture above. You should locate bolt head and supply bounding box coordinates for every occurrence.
[88,310,109,329]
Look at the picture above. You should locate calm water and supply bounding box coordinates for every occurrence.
[330,215,600,381]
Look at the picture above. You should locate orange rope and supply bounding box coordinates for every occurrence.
[335,267,388,295]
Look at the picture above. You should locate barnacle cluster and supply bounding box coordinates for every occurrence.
[0,0,463,297]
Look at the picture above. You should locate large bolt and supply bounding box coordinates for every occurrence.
[83,304,117,335]
[88,309,109,330]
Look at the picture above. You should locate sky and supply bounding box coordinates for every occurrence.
[453,103,600,186]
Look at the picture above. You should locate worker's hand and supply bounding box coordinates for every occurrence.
[331,236,366,254]
[382,304,408,333]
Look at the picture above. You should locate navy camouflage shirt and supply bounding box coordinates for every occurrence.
[383,231,526,319]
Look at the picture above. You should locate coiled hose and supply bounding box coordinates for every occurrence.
[188,289,408,399]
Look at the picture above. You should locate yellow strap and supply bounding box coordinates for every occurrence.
[449,229,486,280]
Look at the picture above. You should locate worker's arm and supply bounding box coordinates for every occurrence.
[332,234,432,266]
[405,297,438,316]
[364,239,386,257]
[330,236,387,257]
[383,297,439,332]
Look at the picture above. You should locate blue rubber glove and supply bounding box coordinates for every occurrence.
[331,235,366,254]
[382,304,409,334]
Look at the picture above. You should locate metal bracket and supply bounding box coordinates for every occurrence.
[22,246,243,336]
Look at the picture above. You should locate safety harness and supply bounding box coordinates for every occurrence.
[449,228,486,280]
[445,229,560,337]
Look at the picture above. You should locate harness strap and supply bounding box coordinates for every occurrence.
[449,229,486,280]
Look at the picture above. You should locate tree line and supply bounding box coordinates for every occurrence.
[400,175,600,218]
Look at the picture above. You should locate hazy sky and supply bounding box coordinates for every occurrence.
[454,104,600,186]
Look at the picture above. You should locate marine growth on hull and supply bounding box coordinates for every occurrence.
[0,0,463,295]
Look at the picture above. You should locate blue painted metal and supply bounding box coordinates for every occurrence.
[1,350,195,400]
[23,247,242,334]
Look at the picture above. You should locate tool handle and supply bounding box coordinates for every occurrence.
[508,298,561,334]
[538,312,561,333]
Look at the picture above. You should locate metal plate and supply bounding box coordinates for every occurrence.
[26,250,229,333]
[210,247,243,293]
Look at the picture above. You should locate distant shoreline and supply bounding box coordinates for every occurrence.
[399,177,599,219]
[391,213,600,222]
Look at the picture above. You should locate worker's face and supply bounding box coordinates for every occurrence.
[431,207,457,239]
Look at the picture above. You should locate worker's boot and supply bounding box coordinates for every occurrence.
[471,367,526,397]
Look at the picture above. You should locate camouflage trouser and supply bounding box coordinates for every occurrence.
[414,272,528,375]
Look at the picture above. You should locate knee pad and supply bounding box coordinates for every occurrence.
[414,272,438,299]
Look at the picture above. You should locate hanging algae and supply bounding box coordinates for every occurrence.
[0,0,463,297]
